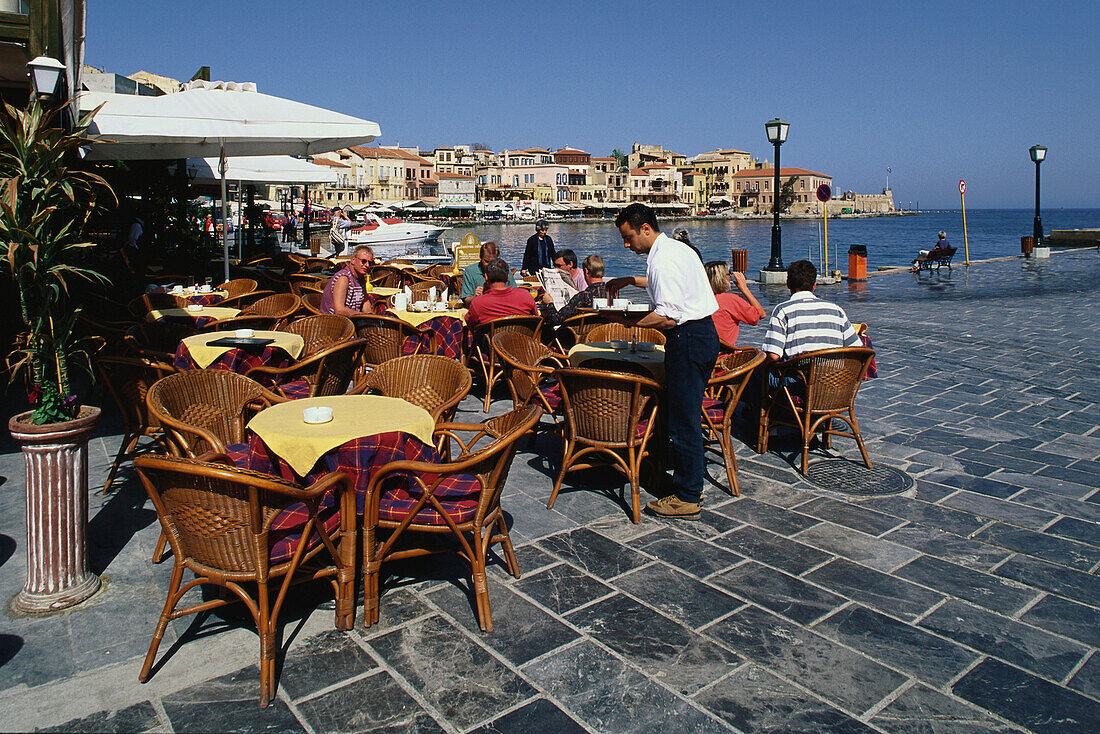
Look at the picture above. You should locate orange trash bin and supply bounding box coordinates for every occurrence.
[848,245,867,281]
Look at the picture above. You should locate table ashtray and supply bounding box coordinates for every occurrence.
[610,340,629,350]
[234,328,255,338]
[302,406,333,424]
[186,304,203,312]
[636,342,656,352]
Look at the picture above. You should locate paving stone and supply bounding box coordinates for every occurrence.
[521,640,718,732]
[993,555,1100,607]
[713,525,832,575]
[629,526,743,579]
[709,560,846,625]
[804,557,945,621]
[922,470,1019,498]
[1020,594,1100,648]
[1012,489,1100,524]
[793,521,920,572]
[920,599,1089,681]
[366,615,536,731]
[703,604,909,716]
[739,482,816,509]
[940,491,1058,530]
[992,470,1096,500]
[895,555,1039,615]
[792,496,905,536]
[161,665,305,733]
[870,683,1021,734]
[293,669,444,733]
[953,657,1100,734]
[537,527,650,580]
[973,522,1100,571]
[694,663,875,733]
[613,562,743,628]
[652,507,744,540]
[1067,652,1099,700]
[468,698,588,734]
[426,579,578,666]
[512,562,614,615]
[38,701,161,733]
[883,523,1012,571]
[1043,516,1099,547]
[279,629,376,701]
[713,497,822,536]
[813,604,978,687]
[566,593,741,696]
[854,495,988,536]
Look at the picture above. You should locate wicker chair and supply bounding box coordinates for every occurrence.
[303,257,334,273]
[408,279,446,302]
[585,323,667,345]
[199,314,278,333]
[127,293,178,320]
[492,331,565,418]
[353,314,423,369]
[466,314,543,412]
[363,354,472,423]
[246,338,367,400]
[239,256,273,268]
[368,265,404,289]
[553,312,610,352]
[218,278,258,300]
[124,322,197,363]
[704,348,766,495]
[301,292,325,316]
[550,367,661,524]
[134,454,355,707]
[757,346,876,474]
[218,289,278,311]
[288,273,327,296]
[242,293,301,327]
[279,314,355,357]
[363,405,542,632]
[96,356,176,493]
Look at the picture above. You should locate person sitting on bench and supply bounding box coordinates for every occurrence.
[912,231,950,269]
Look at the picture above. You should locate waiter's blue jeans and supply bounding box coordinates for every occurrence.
[664,316,720,504]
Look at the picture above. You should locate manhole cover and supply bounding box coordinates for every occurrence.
[806,459,913,496]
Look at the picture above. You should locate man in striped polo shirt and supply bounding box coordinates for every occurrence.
[762,260,861,360]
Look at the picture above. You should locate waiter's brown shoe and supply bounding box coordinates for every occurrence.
[645,495,701,519]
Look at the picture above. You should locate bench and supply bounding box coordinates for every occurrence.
[913,247,957,271]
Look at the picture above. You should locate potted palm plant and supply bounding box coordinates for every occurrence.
[1,91,116,613]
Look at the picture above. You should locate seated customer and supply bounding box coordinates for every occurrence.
[705,261,765,347]
[320,244,374,317]
[465,258,538,328]
[762,259,861,361]
[539,255,608,326]
[911,231,950,268]
[461,240,516,307]
[554,249,587,292]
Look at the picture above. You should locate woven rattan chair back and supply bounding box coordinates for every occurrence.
[96,356,176,493]
[219,278,258,300]
[492,330,560,409]
[585,323,667,345]
[368,265,404,289]
[468,314,543,411]
[280,314,355,356]
[704,347,766,496]
[555,366,660,445]
[128,293,177,319]
[147,370,269,456]
[200,314,278,333]
[243,293,301,326]
[124,322,196,363]
[363,354,472,422]
[303,257,332,273]
[288,273,327,296]
[353,314,421,368]
[301,292,325,316]
[408,279,446,302]
[796,348,875,412]
[248,338,366,399]
[557,312,610,349]
[134,454,354,706]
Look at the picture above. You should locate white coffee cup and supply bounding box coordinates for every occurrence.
[612,298,629,309]
[186,304,203,312]
[235,328,255,338]
[393,293,408,310]
[592,298,609,309]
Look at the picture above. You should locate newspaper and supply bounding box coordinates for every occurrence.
[538,267,578,309]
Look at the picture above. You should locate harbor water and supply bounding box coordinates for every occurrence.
[447,208,1099,281]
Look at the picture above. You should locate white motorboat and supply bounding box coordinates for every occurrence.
[344,213,448,249]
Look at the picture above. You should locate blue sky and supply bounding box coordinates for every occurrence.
[86,1,1097,209]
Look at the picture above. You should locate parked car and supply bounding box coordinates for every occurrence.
[262,211,287,230]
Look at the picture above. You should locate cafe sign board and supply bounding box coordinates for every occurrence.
[453,233,481,272]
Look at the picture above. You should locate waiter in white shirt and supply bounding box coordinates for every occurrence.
[606,203,719,519]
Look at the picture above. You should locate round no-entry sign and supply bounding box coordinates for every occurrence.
[959,180,966,195]
[816,184,832,202]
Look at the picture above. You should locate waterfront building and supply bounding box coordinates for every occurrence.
[627,142,686,170]
[732,167,833,214]
[628,163,683,205]
[437,172,476,213]
[690,148,757,209]
[553,146,591,167]
[591,157,629,203]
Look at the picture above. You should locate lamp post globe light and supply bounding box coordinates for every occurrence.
[1029,144,1046,246]
[760,118,789,283]
[27,55,65,100]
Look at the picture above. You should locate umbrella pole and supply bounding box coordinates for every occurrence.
[220,144,230,283]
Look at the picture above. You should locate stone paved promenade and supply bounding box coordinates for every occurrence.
[1,251,1098,733]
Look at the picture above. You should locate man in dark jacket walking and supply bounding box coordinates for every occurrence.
[522,219,555,274]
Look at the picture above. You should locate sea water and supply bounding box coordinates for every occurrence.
[449,209,1099,279]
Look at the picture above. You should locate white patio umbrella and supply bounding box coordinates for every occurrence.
[78,83,380,281]
[184,155,337,185]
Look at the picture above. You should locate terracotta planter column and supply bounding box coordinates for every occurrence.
[9,406,102,613]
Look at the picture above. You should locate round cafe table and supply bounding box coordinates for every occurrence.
[173,330,305,373]
[146,305,240,328]
[567,342,666,383]
[239,395,439,511]
[389,308,469,359]
[153,286,228,307]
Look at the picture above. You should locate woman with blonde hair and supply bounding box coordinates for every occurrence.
[704,260,766,348]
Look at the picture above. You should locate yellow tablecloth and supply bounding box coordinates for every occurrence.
[390,308,468,327]
[567,342,666,382]
[146,306,241,322]
[365,286,402,297]
[247,395,435,476]
[181,331,304,368]
[168,288,229,299]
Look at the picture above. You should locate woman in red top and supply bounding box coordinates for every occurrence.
[705,260,766,348]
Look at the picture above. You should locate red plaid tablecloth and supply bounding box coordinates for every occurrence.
[364,292,392,314]
[173,341,295,373]
[396,315,467,359]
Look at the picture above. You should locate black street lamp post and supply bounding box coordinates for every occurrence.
[764,118,789,271]
[1029,145,1046,245]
